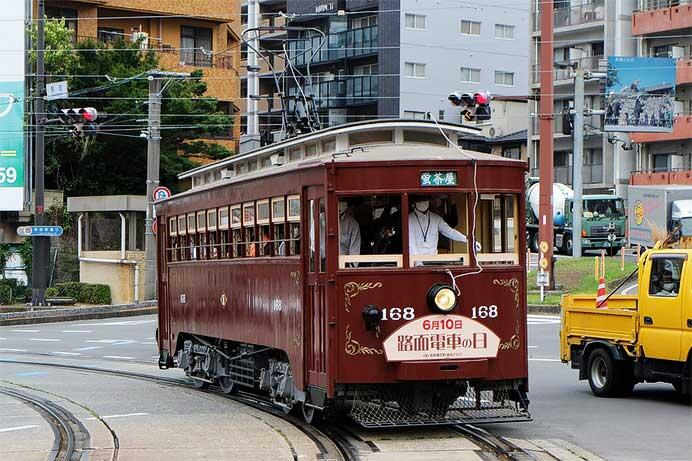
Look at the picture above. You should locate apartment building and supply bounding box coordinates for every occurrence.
[239,0,528,151]
[630,0,692,175]
[529,0,637,197]
[42,0,242,148]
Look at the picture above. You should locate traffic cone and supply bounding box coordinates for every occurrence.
[596,276,608,308]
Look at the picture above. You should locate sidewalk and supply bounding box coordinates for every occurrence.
[0,301,157,326]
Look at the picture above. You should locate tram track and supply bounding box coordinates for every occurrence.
[0,355,556,461]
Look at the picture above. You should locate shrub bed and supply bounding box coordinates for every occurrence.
[46,282,112,305]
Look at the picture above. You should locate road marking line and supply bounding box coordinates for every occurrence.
[141,341,157,345]
[0,337,6,340]
[51,352,81,356]
[73,320,155,326]
[0,425,39,433]
[15,371,48,377]
[61,330,92,333]
[622,283,638,295]
[528,346,538,348]
[73,346,102,351]
[85,339,136,345]
[28,338,61,342]
[85,412,148,421]
[529,358,561,362]
[102,355,134,360]
[10,329,39,333]
[0,348,27,352]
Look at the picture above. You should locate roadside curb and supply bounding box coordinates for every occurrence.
[0,301,158,326]
[528,304,561,315]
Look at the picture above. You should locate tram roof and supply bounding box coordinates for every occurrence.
[166,139,524,202]
[178,119,484,181]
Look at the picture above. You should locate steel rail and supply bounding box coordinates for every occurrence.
[453,424,546,461]
[0,357,352,461]
[0,386,77,461]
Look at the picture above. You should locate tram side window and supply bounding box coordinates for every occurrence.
[178,216,187,260]
[257,200,271,256]
[231,205,242,257]
[243,202,256,257]
[197,211,207,260]
[287,195,301,256]
[187,213,197,260]
[474,194,520,265]
[207,209,218,259]
[339,195,403,269]
[319,198,326,272]
[219,207,230,258]
[272,198,286,256]
[408,193,469,267]
[168,217,178,262]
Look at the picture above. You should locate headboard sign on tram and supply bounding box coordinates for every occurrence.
[420,171,457,187]
[382,314,500,362]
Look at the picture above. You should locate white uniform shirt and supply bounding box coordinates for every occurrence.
[339,213,361,255]
[408,210,467,256]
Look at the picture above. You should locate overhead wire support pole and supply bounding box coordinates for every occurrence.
[572,68,585,258]
[143,70,189,302]
[538,0,555,285]
[31,0,48,306]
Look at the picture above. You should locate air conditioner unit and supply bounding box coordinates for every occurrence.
[671,46,685,59]
[131,31,149,49]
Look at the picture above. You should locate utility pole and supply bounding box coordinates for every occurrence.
[143,75,161,302]
[31,0,48,305]
[143,71,188,301]
[572,68,584,257]
[538,0,555,285]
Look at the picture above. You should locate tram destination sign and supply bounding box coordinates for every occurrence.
[420,171,457,187]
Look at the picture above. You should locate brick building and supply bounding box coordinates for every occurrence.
[42,0,243,149]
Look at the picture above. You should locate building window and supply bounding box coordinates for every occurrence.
[460,20,481,36]
[502,147,521,160]
[495,71,515,86]
[46,7,78,43]
[97,28,125,44]
[460,67,481,83]
[352,15,377,29]
[495,24,515,40]
[405,13,426,30]
[180,26,212,67]
[404,62,426,78]
[354,64,378,75]
[653,154,671,172]
[438,110,445,121]
[403,110,428,120]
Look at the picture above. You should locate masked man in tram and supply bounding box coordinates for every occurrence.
[409,196,480,258]
[339,201,361,266]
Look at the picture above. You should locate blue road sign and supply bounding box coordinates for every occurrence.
[17,226,64,237]
[153,186,171,201]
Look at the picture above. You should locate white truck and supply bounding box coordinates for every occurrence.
[628,185,692,248]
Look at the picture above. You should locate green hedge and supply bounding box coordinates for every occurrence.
[46,282,112,305]
[0,278,28,305]
[0,285,12,305]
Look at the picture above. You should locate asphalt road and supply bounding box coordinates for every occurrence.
[0,315,690,461]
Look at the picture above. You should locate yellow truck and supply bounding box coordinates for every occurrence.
[560,248,691,398]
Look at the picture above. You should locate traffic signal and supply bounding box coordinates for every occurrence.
[59,107,99,138]
[448,91,492,122]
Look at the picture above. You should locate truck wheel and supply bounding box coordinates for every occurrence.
[530,232,539,253]
[562,234,573,255]
[587,349,626,397]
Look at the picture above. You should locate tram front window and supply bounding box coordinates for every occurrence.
[338,195,403,268]
[409,194,470,266]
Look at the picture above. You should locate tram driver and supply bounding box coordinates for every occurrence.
[409,196,481,259]
[339,200,361,266]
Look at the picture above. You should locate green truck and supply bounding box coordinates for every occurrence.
[526,179,627,255]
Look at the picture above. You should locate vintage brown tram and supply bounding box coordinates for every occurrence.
[156,119,531,427]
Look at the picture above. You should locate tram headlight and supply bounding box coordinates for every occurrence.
[427,284,458,314]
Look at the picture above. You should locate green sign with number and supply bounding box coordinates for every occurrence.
[420,171,458,187]
[0,2,25,211]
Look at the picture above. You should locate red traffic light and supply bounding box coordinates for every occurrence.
[80,107,98,121]
[474,91,491,105]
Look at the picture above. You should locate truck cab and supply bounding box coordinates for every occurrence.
[560,248,692,398]
[564,195,627,255]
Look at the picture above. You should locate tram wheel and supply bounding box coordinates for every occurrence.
[190,372,210,390]
[218,376,238,395]
[301,403,321,425]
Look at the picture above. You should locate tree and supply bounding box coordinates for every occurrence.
[35,20,233,196]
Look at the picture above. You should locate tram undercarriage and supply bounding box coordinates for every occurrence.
[162,334,531,427]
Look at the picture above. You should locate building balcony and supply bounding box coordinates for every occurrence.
[630,169,692,185]
[677,57,692,85]
[287,75,378,111]
[287,25,378,67]
[631,115,692,143]
[533,0,605,32]
[632,3,692,35]
[532,55,604,84]
[258,15,287,39]
[239,57,285,77]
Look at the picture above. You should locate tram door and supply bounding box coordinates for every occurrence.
[157,216,171,352]
[305,186,329,388]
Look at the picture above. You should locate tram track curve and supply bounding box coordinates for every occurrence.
[1,355,558,461]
